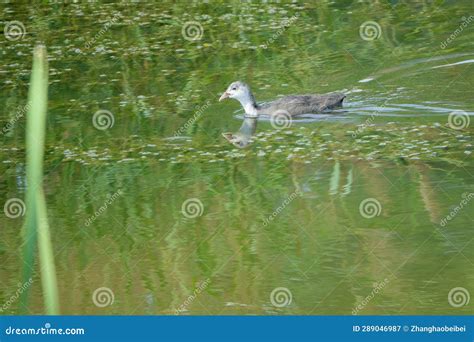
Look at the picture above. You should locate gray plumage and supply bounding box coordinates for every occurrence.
[219,81,345,116]
[257,93,345,116]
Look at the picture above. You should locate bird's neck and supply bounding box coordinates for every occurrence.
[238,93,259,117]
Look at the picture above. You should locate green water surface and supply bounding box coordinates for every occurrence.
[0,1,473,315]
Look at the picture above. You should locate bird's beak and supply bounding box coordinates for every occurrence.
[219,92,230,102]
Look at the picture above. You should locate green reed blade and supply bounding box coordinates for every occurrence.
[20,45,60,314]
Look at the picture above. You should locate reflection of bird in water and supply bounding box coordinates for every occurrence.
[219,81,345,117]
[222,116,258,148]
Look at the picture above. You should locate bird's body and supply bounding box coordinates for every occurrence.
[219,81,345,117]
[256,93,345,116]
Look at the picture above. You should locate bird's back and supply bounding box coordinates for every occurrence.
[257,92,345,116]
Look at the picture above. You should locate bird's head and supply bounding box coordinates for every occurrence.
[219,81,252,102]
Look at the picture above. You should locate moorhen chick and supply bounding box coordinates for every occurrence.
[219,81,345,117]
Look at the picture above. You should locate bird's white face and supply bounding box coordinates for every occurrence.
[219,82,249,102]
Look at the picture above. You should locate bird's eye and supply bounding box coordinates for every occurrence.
[231,87,237,90]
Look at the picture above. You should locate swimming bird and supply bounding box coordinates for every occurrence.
[219,81,345,117]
